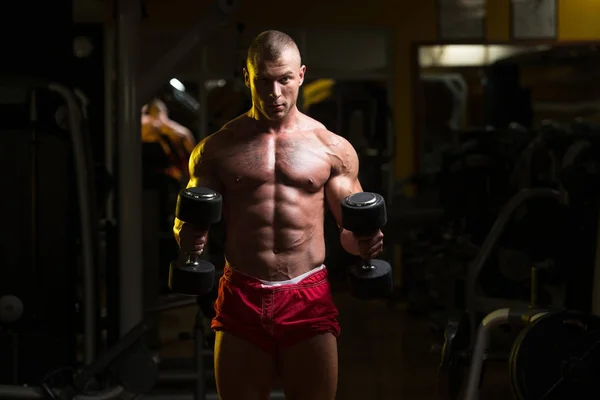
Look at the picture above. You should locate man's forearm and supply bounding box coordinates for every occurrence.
[173,217,184,246]
[173,217,210,252]
[340,229,360,256]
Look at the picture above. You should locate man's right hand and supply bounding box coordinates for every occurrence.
[176,222,208,255]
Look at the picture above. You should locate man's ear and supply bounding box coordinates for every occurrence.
[243,67,250,88]
[299,65,306,86]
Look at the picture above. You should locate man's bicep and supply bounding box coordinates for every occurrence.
[324,135,363,224]
[187,139,223,193]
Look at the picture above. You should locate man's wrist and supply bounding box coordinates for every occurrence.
[339,229,360,256]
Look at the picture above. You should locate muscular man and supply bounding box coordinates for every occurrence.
[142,99,197,152]
[173,30,384,400]
[141,99,197,181]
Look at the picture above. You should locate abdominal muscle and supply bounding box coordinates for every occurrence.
[222,184,327,281]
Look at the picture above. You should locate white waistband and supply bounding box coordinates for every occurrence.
[259,265,326,287]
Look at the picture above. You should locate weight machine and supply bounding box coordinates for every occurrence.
[0,80,157,399]
[437,187,600,400]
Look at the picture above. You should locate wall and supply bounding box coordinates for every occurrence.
[140,0,600,181]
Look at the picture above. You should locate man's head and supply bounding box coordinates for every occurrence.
[147,98,168,118]
[243,30,306,121]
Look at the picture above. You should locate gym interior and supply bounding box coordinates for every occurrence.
[3,0,600,399]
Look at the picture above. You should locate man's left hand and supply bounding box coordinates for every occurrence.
[353,230,384,259]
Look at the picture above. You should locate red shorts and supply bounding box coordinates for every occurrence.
[210,264,340,356]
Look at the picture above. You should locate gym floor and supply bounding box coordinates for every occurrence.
[156,292,514,399]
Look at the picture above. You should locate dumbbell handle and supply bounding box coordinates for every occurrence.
[180,222,210,268]
[184,252,202,267]
[351,229,381,271]
[361,259,376,271]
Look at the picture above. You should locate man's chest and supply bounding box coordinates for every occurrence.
[216,136,332,191]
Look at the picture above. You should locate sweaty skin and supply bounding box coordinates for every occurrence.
[177,113,364,280]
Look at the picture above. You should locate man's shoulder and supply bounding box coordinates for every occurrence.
[304,117,357,171]
[298,113,339,143]
[312,125,353,152]
[221,112,253,133]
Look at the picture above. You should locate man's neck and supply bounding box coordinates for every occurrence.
[249,105,300,133]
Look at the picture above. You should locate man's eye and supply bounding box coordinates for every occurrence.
[280,77,290,83]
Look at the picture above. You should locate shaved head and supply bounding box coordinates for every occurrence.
[246,30,301,69]
[244,30,306,123]
[148,98,168,117]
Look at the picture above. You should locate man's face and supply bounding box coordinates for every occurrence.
[244,48,306,121]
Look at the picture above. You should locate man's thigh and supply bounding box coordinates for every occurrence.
[214,331,276,400]
[277,332,338,400]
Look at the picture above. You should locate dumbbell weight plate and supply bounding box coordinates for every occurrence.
[169,260,216,296]
[341,192,387,237]
[348,259,393,300]
[176,187,222,226]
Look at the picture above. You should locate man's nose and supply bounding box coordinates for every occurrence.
[269,82,282,99]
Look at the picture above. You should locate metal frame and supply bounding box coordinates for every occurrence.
[116,0,144,335]
[47,83,98,364]
[140,391,286,400]
[104,25,116,222]
[0,385,124,400]
[463,308,547,400]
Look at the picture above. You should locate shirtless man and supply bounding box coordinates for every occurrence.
[173,30,384,400]
[141,99,197,181]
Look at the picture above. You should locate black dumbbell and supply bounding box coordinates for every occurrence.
[341,192,393,300]
[169,187,222,296]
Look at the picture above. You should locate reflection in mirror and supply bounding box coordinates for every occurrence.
[204,78,250,134]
